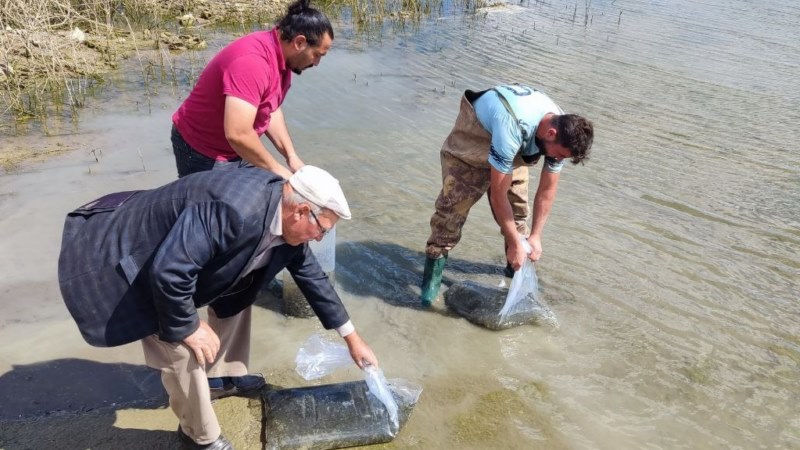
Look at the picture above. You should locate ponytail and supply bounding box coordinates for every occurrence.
[277,0,333,46]
[286,0,310,15]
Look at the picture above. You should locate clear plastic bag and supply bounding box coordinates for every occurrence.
[294,333,352,380]
[364,365,400,431]
[499,239,539,320]
[294,333,409,432]
[445,280,558,330]
[388,378,423,406]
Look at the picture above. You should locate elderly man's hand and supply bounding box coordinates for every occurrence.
[343,331,379,369]
[182,320,220,366]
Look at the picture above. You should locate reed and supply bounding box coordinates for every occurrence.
[0,0,206,129]
[1,1,137,126]
[1,0,485,132]
[321,0,486,38]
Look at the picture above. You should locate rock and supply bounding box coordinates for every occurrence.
[186,36,207,50]
[444,280,559,330]
[159,32,207,51]
[178,13,196,26]
[69,27,86,43]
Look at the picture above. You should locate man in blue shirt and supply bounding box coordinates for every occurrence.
[420,85,594,306]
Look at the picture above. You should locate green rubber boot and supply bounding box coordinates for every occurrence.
[420,256,447,307]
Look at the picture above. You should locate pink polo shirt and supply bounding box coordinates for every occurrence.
[172,29,292,161]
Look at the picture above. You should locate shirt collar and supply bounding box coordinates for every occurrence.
[269,28,288,74]
[269,198,283,237]
[242,197,285,275]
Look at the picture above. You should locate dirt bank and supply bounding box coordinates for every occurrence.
[0,0,293,173]
[0,0,288,90]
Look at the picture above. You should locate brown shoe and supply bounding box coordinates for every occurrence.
[177,426,234,450]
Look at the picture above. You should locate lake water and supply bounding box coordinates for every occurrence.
[0,0,798,448]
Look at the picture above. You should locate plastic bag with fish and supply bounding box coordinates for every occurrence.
[263,378,422,449]
[294,334,416,432]
[445,280,558,330]
[445,240,558,330]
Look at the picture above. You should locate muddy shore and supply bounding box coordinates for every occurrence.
[1,0,291,86]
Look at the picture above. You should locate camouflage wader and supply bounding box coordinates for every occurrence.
[425,91,531,259]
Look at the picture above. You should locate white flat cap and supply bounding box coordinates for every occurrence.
[288,165,352,220]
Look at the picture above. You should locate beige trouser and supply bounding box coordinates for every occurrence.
[141,307,251,445]
[426,92,531,259]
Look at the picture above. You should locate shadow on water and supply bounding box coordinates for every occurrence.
[0,359,166,420]
[253,240,511,316]
[335,240,507,309]
[0,359,175,449]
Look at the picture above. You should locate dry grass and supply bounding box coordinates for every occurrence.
[0,0,166,122]
[0,0,286,125]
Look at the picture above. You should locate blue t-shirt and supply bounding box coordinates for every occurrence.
[473,85,565,175]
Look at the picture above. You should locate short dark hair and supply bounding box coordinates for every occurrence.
[553,114,593,164]
[276,0,334,47]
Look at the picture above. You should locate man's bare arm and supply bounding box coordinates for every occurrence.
[223,96,293,179]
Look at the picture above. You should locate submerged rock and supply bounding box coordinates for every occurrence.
[444,280,559,330]
[263,380,421,450]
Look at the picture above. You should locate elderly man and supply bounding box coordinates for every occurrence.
[171,0,333,179]
[58,166,377,450]
[420,84,594,306]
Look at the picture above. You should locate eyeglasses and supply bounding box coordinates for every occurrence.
[308,209,331,238]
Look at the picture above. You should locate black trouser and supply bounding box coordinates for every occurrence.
[171,125,252,178]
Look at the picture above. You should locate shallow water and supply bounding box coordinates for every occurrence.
[1,0,799,448]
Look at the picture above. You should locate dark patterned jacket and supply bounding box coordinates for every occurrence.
[58,168,348,347]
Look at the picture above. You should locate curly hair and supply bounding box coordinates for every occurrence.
[276,0,333,47]
[552,114,594,164]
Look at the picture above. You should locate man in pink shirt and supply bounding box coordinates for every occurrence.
[172,0,333,180]
[167,1,335,449]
